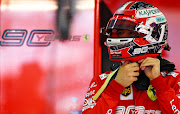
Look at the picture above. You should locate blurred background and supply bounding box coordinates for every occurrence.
[0,0,180,114]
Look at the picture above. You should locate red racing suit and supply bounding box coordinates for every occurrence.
[82,70,180,114]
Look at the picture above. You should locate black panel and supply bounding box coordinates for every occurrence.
[100,1,114,73]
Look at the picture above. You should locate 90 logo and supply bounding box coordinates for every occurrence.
[0,29,54,47]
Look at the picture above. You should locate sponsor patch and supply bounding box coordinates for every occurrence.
[156,15,166,23]
[167,72,179,77]
[115,106,161,114]
[161,71,167,77]
[147,85,157,101]
[82,98,96,111]
[86,90,95,97]
[88,82,97,91]
[120,85,133,100]
[122,17,136,22]
[161,71,179,77]
[99,73,109,80]
[135,7,162,18]
[122,86,131,97]
[170,99,180,113]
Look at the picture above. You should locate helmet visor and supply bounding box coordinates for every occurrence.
[106,19,138,32]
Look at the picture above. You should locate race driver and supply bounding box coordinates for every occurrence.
[82,1,180,114]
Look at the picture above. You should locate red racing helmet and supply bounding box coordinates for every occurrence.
[104,1,169,62]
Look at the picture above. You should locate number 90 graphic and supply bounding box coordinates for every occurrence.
[0,29,54,47]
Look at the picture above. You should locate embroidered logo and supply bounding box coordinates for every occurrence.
[147,85,157,101]
[122,86,131,97]
[99,73,109,80]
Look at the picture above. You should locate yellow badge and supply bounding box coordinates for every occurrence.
[83,35,89,42]
[147,85,157,101]
[122,86,131,97]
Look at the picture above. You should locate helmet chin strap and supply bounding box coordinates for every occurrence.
[133,71,150,90]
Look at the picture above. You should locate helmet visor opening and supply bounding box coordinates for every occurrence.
[106,19,145,38]
[107,19,137,31]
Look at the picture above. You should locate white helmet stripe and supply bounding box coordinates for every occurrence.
[106,38,133,46]
[117,1,133,10]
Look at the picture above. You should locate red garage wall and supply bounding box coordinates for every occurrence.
[0,0,94,114]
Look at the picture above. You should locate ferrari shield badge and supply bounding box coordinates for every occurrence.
[147,85,157,101]
[83,34,89,42]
